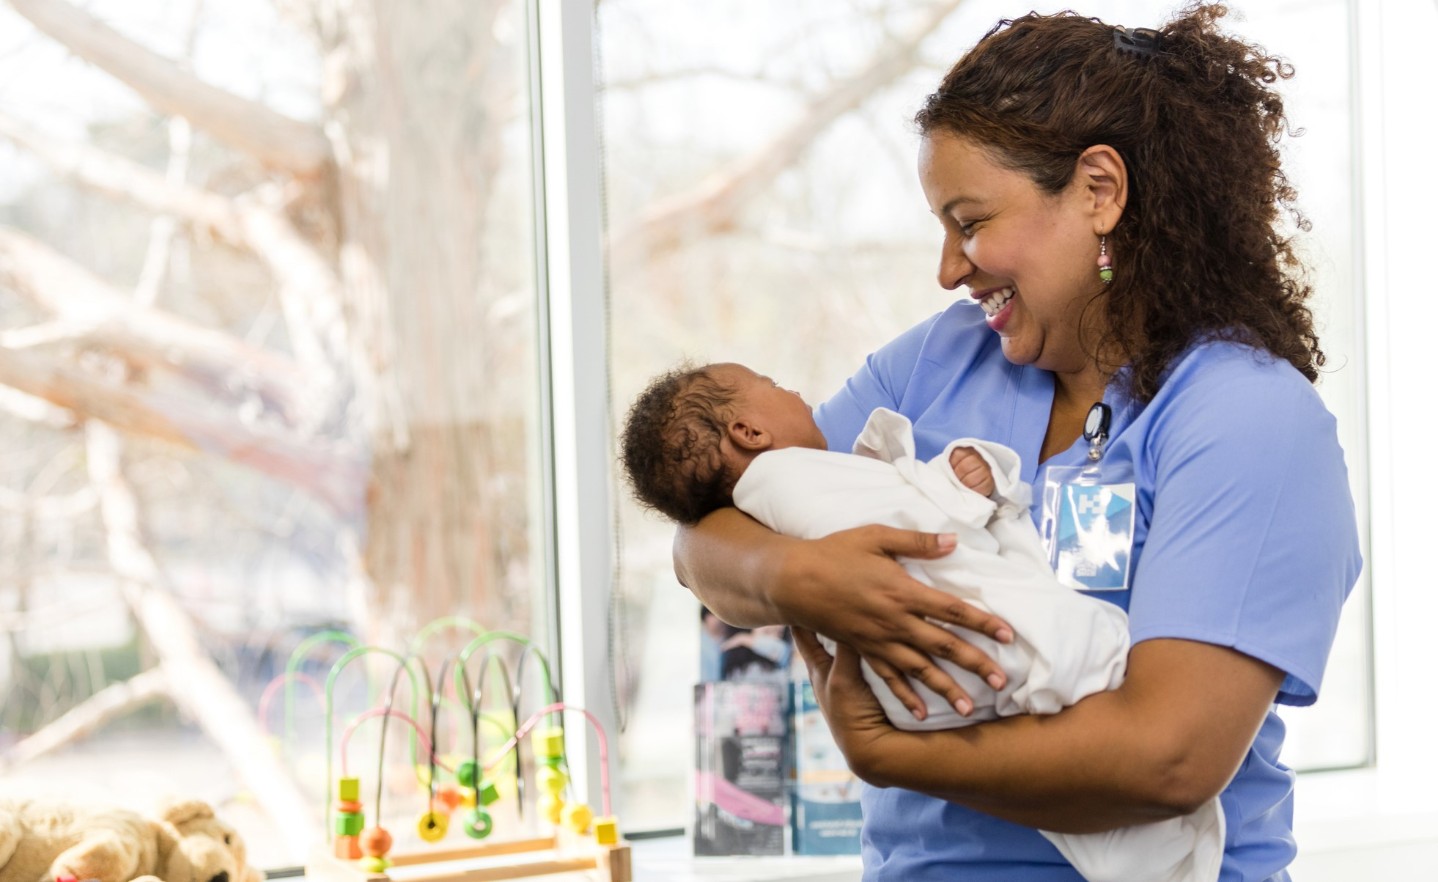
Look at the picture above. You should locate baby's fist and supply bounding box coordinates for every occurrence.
[949,446,996,497]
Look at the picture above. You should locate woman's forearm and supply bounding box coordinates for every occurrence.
[673,507,799,627]
[839,639,1284,833]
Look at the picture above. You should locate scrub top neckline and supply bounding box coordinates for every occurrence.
[1012,363,1138,483]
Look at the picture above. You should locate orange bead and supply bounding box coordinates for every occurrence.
[436,786,463,811]
[337,800,363,814]
[359,826,393,858]
[332,835,361,860]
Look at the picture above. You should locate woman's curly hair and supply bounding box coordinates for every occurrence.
[620,364,742,525]
[914,3,1322,402]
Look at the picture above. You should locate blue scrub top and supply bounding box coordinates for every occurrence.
[812,301,1363,882]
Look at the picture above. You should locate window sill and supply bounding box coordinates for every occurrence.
[630,838,861,881]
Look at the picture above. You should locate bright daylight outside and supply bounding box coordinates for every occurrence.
[1,0,1370,875]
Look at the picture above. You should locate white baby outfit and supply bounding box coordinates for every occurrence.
[731,407,1224,882]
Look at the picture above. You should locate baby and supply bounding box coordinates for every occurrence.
[620,361,997,523]
[620,361,1224,882]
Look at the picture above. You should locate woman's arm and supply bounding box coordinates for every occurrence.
[675,506,1016,718]
[796,629,1283,833]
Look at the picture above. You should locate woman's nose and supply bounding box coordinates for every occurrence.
[937,238,970,290]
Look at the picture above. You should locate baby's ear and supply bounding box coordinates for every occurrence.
[726,418,770,451]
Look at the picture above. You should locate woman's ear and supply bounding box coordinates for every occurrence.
[1076,144,1128,234]
[727,418,771,452]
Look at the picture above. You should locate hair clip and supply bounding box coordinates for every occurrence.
[1113,27,1162,59]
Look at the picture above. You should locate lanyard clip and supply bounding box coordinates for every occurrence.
[1083,402,1112,463]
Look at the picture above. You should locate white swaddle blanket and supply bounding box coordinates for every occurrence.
[731,407,1224,882]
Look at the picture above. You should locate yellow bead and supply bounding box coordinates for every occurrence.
[532,726,565,760]
[417,812,448,842]
[538,793,565,825]
[536,765,567,795]
[359,856,390,873]
[459,787,476,808]
[338,777,361,802]
[594,816,619,846]
[562,802,593,835]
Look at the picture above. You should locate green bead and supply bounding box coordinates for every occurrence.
[1099,267,1114,282]
[456,760,479,788]
[464,808,493,839]
[476,779,501,806]
[335,811,364,836]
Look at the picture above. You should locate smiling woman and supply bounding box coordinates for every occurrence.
[600,0,1371,842]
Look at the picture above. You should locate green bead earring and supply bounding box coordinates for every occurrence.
[1098,235,1114,284]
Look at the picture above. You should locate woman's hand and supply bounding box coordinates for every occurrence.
[775,524,1013,720]
[792,627,898,777]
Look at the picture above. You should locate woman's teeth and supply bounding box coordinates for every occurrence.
[980,287,1015,317]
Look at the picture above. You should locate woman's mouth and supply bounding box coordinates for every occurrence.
[977,287,1015,318]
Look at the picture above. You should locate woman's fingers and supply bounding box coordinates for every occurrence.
[860,525,1016,643]
[783,524,1015,701]
[926,628,1009,692]
[791,627,832,680]
[868,646,977,718]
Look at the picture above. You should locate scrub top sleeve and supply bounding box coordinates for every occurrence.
[814,312,942,453]
[1126,355,1362,706]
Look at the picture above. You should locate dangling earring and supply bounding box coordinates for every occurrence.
[1097,235,1114,284]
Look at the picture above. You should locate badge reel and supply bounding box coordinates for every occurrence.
[1039,403,1137,592]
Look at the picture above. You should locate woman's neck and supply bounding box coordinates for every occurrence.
[1040,366,1111,463]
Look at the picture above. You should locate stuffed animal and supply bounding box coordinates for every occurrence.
[0,797,264,882]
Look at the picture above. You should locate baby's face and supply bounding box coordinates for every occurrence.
[712,363,828,451]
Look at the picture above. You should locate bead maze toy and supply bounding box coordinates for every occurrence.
[266,620,630,882]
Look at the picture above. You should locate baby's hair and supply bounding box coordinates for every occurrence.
[620,363,742,525]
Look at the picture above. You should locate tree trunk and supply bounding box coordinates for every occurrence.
[317,0,536,650]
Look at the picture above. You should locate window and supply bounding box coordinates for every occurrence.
[0,0,547,867]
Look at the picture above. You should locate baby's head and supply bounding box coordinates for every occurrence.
[620,362,827,524]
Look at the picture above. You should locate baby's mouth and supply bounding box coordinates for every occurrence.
[979,287,1015,317]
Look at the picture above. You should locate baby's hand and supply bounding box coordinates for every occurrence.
[949,446,995,497]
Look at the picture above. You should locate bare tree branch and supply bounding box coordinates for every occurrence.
[0,344,365,518]
[0,225,304,423]
[83,422,319,852]
[0,381,76,428]
[0,118,353,402]
[0,111,242,241]
[0,667,169,772]
[607,0,966,269]
[4,0,332,177]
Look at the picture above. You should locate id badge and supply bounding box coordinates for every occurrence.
[1040,466,1136,592]
[1038,403,1136,592]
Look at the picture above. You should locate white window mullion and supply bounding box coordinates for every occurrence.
[531,0,618,818]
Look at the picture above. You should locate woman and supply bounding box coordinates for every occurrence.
[673,5,1362,880]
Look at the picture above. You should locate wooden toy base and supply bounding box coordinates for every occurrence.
[307,836,632,882]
